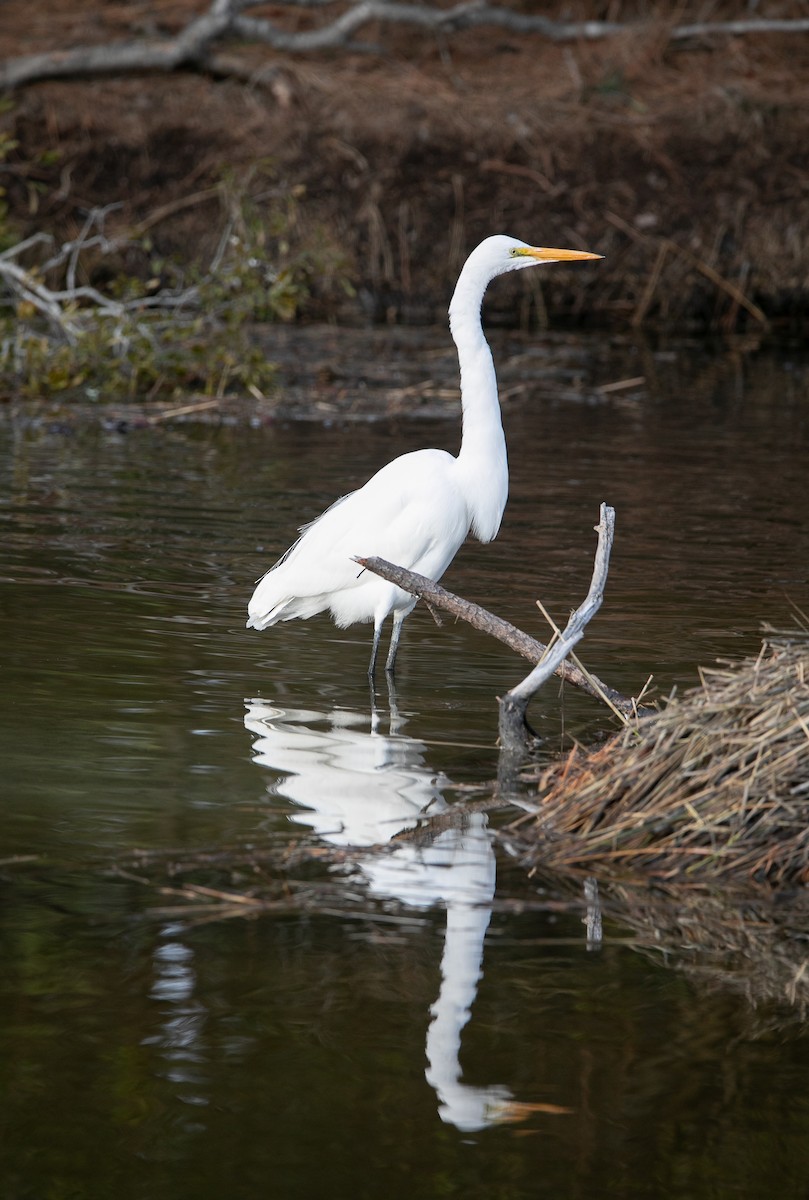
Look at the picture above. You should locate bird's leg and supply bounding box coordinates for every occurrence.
[385,612,406,675]
[368,621,382,679]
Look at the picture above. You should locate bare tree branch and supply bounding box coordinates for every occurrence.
[355,506,637,719]
[0,209,201,346]
[0,254,81,339]
[671,17,809,40]
[498,503,615,753]
[356,554,548,657]
[1,0,808,89]
[232,2,624,53]
[0,0,237,89]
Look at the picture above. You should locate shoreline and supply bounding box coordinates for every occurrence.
[2,5,809,335]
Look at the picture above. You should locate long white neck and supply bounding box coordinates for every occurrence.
[449,260,509,545]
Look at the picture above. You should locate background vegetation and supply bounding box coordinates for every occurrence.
[1,1,808,400]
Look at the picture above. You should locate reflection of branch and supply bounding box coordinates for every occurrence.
[599,881,809,1019]
[356,504,635,720]
[2,0,809,88]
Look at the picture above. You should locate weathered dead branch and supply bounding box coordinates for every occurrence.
[0,0,237,90]
[356,503,639,721]
[2,1,809,89]
[499,503,615,754]
[0,208,200,343]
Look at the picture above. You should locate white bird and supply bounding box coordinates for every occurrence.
[247,234,602,675]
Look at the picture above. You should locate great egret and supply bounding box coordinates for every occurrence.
[247,234,602,674]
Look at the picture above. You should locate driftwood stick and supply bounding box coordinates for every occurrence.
[499,504,615,752]
[355,556,547,657]
[355,504,634,718]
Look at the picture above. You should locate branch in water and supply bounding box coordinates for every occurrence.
[355,505,636,720]
[498,503,616,753]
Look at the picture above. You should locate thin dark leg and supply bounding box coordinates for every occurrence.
[385,613,406,675]
[368,622,382,678]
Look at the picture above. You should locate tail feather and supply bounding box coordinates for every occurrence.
[245,607,282,631]
[246,577,299,629]
[247,571,331,630]
[246,488,366,631]
[247,566,289,629]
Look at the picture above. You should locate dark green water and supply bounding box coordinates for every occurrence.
[1,332,809,1198]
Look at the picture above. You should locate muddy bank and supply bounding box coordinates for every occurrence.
[2,3,809,332]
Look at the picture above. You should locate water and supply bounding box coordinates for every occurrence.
[1,331,809,1198]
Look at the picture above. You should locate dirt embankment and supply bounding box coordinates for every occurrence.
[2,2,809,332]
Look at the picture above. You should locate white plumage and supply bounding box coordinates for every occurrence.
[247,234,601,674]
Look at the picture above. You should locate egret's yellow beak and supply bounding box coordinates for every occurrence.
[520,246,603,262]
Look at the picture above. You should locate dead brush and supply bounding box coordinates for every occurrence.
[506,625,809,886]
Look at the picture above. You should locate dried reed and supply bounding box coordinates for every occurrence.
[508,628,809,885]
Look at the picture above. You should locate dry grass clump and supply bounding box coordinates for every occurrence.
[509,629,809,885]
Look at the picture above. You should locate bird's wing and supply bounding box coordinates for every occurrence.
[267,490,354,573]
[252,449,467,605]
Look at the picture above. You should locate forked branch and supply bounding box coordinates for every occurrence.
[356,503,633,732]
[498,503,615,753]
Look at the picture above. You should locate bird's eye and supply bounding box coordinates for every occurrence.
[509,248,519,257]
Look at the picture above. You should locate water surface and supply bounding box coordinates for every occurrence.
[1,331,809,1198]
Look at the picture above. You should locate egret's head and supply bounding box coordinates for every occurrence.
[487,235,602,275]
[454,232,602,291]
[449,234,602,325]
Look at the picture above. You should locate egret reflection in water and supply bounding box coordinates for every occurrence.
[244,699,514,1132]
